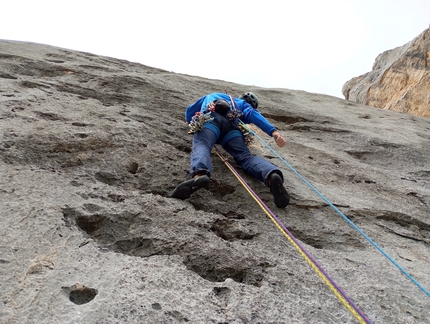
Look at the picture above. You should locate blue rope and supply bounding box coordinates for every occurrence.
[244,123,430,298]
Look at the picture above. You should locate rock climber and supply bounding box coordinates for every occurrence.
[171,92,290,208]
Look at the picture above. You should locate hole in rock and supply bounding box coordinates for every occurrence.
[262,113,310,125]
[210,219,259,241]
[183,257,265,287]
[76,215,105,233]
[94,171,120,186]
[222,211,246,219]
[208,181,236,198]
[152,303,162,310]
[62,284,98,305]
[72,122,89,127]
[213,287,231,298]
[127,161,139,174]
[174,144,191,154]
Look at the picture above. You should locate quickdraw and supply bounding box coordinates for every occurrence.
[228,94,254,144]
[187,111,213,134]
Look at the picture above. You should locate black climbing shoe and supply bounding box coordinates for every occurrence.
[171,175,210,200]
[269,173,290,208]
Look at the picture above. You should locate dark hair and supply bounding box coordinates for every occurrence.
[214,99,230,115]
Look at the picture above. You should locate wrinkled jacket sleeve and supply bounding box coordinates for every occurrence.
[239,100,276,136]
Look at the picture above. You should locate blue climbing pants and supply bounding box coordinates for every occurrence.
[189,112,283,186]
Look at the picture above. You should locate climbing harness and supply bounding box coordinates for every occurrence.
[187,95,253,145]
[214,145,371,324]
[238,121,430,299]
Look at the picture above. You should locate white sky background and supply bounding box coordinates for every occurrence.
[2,0,429,98]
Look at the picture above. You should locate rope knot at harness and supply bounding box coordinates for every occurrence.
[207,102,216,112]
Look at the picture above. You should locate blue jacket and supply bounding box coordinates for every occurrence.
[185,93,276,136]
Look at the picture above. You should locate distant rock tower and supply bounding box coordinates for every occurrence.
[343,28,430,118]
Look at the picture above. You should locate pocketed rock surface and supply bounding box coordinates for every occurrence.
[1,40,430,324]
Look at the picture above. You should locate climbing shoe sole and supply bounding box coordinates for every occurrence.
[171,175,210,200]
[269,173,290,208]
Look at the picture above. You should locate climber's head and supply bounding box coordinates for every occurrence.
[240,92,258,109]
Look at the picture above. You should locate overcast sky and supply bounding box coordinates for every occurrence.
[2,0,429,98]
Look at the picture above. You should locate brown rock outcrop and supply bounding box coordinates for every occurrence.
[343,28,430,117]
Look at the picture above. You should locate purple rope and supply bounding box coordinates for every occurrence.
[215,146,371,323]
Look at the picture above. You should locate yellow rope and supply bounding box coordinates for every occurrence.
[214,148,368,324]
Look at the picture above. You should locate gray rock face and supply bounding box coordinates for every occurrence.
[1,40,430,323]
